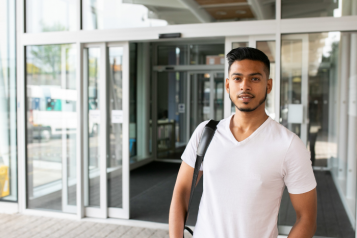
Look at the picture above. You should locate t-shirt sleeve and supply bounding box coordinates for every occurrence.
[282,134,317,194]
[181,121,209,171]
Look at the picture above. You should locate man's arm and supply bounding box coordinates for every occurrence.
[288,188,317,238]
[169,161,203,238]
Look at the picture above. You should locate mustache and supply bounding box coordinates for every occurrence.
[237,92,255,98]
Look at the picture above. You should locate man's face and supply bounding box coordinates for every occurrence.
[225,59,272,112]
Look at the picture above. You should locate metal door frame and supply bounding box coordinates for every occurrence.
[83,42,130,219]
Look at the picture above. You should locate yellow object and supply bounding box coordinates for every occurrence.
[0,165,10,198]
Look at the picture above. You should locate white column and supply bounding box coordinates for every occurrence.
[338,33,350,180]
[76,42,84,218]
[61,46,69,212]
[346,32,357,199]
[99,43,108,218]
[16,0,26,212]
[137,43,150,159]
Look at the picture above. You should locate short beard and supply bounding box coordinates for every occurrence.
[229,88,267,112]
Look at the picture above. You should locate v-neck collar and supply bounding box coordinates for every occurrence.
[226,114,271,145]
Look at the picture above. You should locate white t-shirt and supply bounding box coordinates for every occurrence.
[181,115,317,238]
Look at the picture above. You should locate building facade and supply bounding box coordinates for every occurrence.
[0,0,357,236]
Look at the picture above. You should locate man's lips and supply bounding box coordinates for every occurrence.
[238,94,254,102]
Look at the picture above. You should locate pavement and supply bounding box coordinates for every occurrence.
[0,213,193,238]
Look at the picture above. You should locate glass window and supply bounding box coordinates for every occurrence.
[0,0,16,202]
[282,0,357,19]
[189,44,225,65]
[26,0,76,33]
[232,42,248,49]
[157,44,224,66]
[26,44,77,212]
[279,32,357,237]
[83,0,276,30]
[157,45,189,65]
[108,47,123,208]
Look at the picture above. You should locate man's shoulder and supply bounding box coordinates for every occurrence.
[266,118,300,146]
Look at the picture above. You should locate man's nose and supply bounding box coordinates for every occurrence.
[240,78,251,91]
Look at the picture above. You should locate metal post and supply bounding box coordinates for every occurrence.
[346,33,357,199]
[338,33,350,180]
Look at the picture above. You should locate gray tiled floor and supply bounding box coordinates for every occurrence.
[0,213,192,238]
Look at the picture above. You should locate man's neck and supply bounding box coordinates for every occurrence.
[231,105,269,134]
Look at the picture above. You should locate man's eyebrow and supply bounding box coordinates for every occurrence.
[231,72,263,77]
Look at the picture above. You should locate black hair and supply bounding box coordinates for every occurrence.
[226,47,270,78]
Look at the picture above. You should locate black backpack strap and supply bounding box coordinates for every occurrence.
[183,120,220,237]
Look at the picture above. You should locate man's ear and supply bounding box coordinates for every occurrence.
[267,78,273,94]
[225,78,230,94]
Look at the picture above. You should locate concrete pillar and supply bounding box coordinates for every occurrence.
[338,33,350,180]
[346,33,357,199]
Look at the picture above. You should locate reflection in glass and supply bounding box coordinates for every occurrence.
[257,41,276,119]
[87,48,100,207]
[108,47,123,208]
[282,0,357,19]
[0,0,16,202]
[279,32,357,237]
[26,0,76,33]
[26,44,76,212]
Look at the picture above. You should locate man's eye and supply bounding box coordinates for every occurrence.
[252,78,259,81]
[234,77,241,81]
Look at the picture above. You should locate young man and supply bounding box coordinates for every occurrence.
[169,47,317,238]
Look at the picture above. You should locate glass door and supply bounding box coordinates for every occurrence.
[83,42,129,219]
[26,44,78,213]
[189,71,225,135]
[156,71,189,160]
[155,71,224,159]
